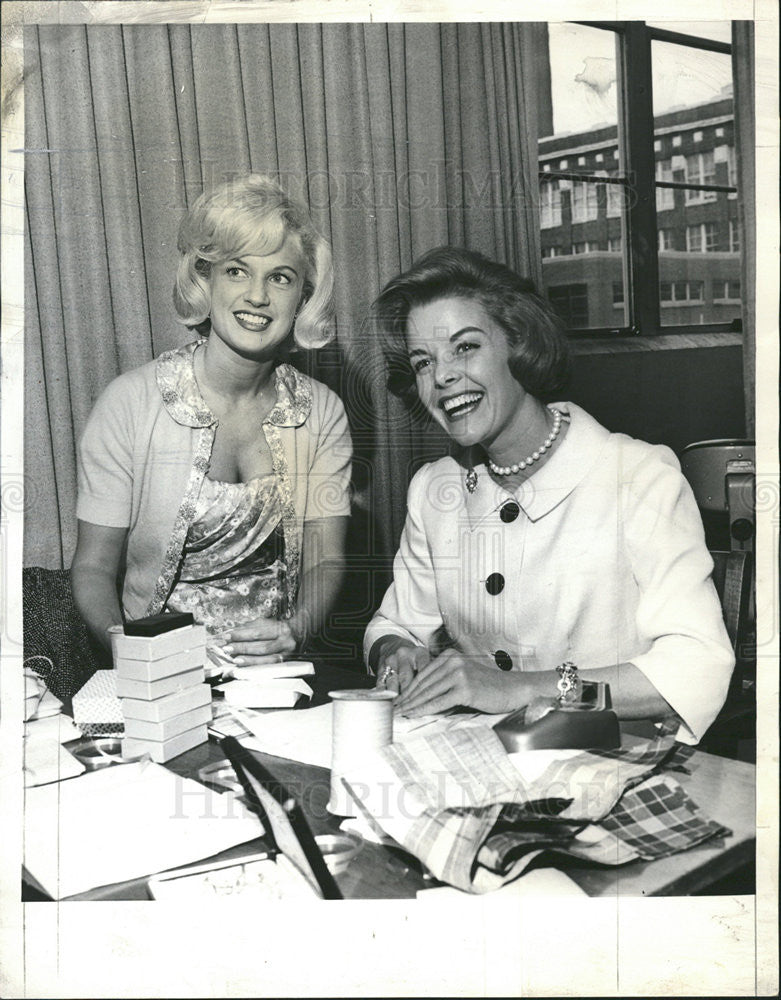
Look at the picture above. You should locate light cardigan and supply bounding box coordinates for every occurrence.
[77,341,352,621]
[364,402,734,744]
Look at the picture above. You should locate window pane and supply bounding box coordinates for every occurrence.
[538,25,626,330]
[651,41,739,326]
[647,21,732,45]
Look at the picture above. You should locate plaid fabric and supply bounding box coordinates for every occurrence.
[341,725,731,894]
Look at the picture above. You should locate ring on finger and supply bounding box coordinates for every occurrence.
[379,664,397,687]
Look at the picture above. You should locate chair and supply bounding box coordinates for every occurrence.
[700,549,756,762]
[23,567,107,702]
[679,440,755,552]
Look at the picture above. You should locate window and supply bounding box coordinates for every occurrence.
[606,181,624,218]
[686,222,718,253]
[729,219,740,252]
[548,283,589,327]
[713,279,741,302]
[571,181,599,223]
[685,151,718,204]
[541,245,562,258]
[660,281,704,305]
[537,21,742,334]
[655,159,675,211]
[540,180,562,228]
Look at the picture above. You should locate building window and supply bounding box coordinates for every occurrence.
[571,181,599,223]
[716,126,725,137]
[612,282,624,306]
[713,279,741,302]
[685,151,718,204]
[548,283,589,328]
[540,180,562,229]
[541,245,563,258]
[686,222,718,253]
[537,21,742,334]
[655,159,675,211]
[660,280,704,305]
[729,219,740,252]
[606,182,624,218]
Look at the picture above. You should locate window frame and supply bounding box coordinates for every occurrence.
[540,21,740,338]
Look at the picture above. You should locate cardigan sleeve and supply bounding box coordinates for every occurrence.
[76,374,139,528]
[621,445,734,744]
[304,387,352,520]
[363,466,446,668]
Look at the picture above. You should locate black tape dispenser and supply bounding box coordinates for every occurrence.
[493,679,621,752]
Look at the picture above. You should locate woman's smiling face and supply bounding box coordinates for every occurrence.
[406,296,527,451]
[208,231,306,360]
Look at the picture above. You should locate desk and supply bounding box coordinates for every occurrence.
[23,663,756,901]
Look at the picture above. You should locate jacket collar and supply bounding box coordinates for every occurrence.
[464,402,611,530]
[155,340,312,429]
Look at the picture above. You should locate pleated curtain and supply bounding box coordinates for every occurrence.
[24,22,544,584]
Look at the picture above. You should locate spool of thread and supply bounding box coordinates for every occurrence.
[327,689,395,816]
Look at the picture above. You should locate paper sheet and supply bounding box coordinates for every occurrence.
[416,866,587,899]
[23,715,86,786]
[23,761,264,899]
[240,702,489,769]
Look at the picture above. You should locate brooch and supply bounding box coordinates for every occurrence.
[465,468,478,494]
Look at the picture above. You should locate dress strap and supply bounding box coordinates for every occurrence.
[262,421,300,617]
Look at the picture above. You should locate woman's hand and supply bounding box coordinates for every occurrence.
[393,649,525,717]
[375,643,431,696]
[213,618,299,666]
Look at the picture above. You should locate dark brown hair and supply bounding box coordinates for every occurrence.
[371,246,570,406]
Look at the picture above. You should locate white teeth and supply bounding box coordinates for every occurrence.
[442,392,482,414]
[235,312,270,329]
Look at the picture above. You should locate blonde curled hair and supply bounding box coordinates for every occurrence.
[173,173,334,349]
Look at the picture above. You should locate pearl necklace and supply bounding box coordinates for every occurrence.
[487,407,563,476]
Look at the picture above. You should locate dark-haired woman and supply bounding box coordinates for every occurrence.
[365,247,733,744]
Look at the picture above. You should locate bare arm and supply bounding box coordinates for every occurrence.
[70,519,128,654]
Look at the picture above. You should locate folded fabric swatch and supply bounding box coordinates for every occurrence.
[342,726,730,894]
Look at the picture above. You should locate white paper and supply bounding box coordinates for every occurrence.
[416,866,587,900]
[216,678,312,708]
[227,660,315,680]
[23,715,86,786]
[240,702,488,769]
[23,761,264,899]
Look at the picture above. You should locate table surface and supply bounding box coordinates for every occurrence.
[24,663,756,901]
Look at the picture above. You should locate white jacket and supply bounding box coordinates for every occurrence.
[364,402,734,744]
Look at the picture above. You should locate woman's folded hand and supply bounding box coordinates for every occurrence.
[212,618,298,666]
[375,642,431,696]
[393,649,524,717]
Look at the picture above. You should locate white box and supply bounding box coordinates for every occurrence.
[114,667,205,701]
[122,723,208,763]
[123,704,213,742]
[120,683,212,722]
[109,624,207,663]
[114,646,207,683]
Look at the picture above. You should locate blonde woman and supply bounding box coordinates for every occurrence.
[72,174,352,670]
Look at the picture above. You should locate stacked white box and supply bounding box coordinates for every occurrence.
[109,623,212,762]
